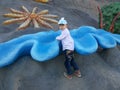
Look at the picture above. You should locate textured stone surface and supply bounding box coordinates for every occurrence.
[0,0,120,90]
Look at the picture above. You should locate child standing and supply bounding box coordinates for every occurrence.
[56,17,81,79]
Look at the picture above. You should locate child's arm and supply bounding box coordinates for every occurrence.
[56,32,67,40]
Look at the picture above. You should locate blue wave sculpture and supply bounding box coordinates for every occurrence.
[0,26,120,67]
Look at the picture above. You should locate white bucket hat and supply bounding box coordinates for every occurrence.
[58,17,67,25]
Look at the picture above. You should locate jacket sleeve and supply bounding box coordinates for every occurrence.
[56,31,67,40]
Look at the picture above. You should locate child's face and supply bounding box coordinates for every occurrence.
[59,24,67,30]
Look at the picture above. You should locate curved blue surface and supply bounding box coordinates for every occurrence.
[0,26,120,67]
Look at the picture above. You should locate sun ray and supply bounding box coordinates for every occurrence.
[3,17,27,25]
[33,19,40,28]
[32,7,38,13]
[38,10,49,15]
[21,6,30,13]
[40,17,58,24]
[41,14,58,18]
[3,6,58,30]
[3,13,24,18]
[37,18,53,29]
[17,18,31,30]
[10,8,24,14]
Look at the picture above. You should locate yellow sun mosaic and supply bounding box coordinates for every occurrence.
[3,6,58,30]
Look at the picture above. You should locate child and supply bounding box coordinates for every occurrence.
[56,17,81,79]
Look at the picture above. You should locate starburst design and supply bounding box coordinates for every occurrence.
[3,6,58,30]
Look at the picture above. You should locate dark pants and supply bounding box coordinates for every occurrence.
[64,49,79,75]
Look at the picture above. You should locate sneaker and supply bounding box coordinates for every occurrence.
[74,70,82,78]
[64,72,72,80]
